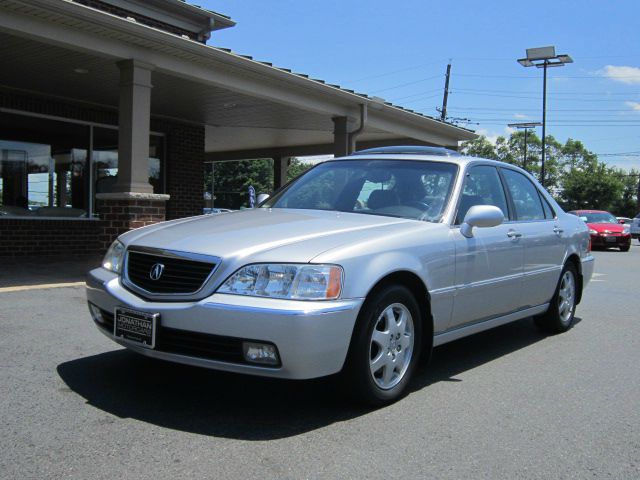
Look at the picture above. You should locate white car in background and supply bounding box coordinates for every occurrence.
[87,146,594,405]
[631,213,640,239]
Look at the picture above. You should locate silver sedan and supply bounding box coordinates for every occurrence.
[86,146,594,405]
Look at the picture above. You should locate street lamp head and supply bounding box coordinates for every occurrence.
[526,46,556,60]
[507,122,543,129]
[517,47,573,68]
[557,54,573,64]
[517,58,534,67]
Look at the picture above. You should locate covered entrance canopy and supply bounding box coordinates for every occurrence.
[0,0,476,257]
[0,0,475,161]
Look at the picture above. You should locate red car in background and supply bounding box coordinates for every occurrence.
[568,209,631,252]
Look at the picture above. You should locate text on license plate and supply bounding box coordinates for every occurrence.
[114,307,158,349]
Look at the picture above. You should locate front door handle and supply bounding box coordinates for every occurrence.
[553,226,564,235]
[507,230,522,239]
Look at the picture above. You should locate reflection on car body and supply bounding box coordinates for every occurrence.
[87,146,594,405]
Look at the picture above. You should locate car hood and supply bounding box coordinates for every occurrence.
[119,208,425,263]
[587,222,625,233]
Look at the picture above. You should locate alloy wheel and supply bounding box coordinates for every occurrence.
[368,303,415,390]
[558,270,575,324]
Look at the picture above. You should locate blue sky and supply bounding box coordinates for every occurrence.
[202,0,640,171]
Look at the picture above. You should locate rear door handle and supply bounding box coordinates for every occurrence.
[507,230,522,239]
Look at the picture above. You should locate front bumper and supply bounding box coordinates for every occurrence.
[590,233,631,248]
[86,268,364,379]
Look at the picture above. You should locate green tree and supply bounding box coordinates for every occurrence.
[286,157,314,182]
[212,158,273,209]
[560,160,624,211]
[460,136,498,159]
[562,139,597,169]
[611,169,639,217]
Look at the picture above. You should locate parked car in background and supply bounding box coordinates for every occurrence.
[631,213,640,240]
[203,207,233,215]
[87,146,594,405]
[568,209,631,251]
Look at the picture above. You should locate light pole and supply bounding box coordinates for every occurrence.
[507,122,542,172]
[517,46,572,186]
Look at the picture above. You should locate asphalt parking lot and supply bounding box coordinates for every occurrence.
[1,247,639,479]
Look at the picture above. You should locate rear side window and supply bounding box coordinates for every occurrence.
[539,193,555,219]
[502,169,545,221]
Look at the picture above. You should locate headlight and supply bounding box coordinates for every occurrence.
[589,229,598,235]
[102,240,125,273]
[218,263,343,300]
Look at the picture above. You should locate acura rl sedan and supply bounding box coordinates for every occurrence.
[86,146,594,405]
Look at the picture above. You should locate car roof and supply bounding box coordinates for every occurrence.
[334,151,526,171]
[571,209,610,214]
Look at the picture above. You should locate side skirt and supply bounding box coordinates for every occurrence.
[433,304,549,347]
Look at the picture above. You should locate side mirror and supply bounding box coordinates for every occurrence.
[460,205,504,238]
[256,193,270,205]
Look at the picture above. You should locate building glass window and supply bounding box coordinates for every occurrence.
[0,112,89,217]
[93,126,165,195]
[0,111,165,218]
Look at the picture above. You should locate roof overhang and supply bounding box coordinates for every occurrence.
[0,0,476,155]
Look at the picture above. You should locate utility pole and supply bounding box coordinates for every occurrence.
[440,63,451,122]
[541,60,548,186]
[507,122,541,173]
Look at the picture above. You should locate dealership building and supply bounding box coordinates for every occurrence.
[0,0,475,257]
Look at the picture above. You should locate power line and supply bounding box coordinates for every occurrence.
[453,87,639,96]
[448,107,640,112]
[346,60,445,83]
[455,72,640,79]
[480,121,640,128]
[468,118,640,123]
[449,91,636,102]
[368,74,444,93]
[596,151,640,156]
[467,115,640,120]
[387,88,443,102]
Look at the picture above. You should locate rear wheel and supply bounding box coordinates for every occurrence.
[344,285,422,406]
[535,263,578,334]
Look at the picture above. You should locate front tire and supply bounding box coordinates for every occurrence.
[344,285,422,406]
[535,263,578,334]
[620,245,630,252]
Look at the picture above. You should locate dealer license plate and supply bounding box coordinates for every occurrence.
[114,307,158,349]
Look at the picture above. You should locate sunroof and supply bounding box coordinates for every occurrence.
[351,146,461,157]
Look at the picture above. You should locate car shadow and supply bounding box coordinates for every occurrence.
[410,316,581,392]
[57,317,575,440]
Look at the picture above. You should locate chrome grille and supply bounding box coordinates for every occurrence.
[126,250,216,295]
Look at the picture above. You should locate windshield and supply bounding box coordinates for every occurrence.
[262,159,458,222]
[579,212,617,224]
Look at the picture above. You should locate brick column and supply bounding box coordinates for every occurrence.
[96,192,169,250]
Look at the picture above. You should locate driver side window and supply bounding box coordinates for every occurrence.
[456,165,509,224]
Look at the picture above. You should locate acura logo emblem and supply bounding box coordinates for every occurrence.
[149,263,165,281]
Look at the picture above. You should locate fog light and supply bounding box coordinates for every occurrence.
[242,342,280,366]
[88,303,104,323]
